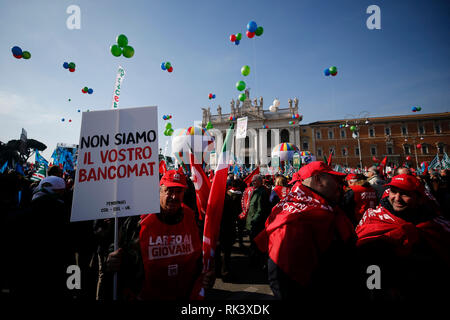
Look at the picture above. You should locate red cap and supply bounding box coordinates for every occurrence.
[385,174,424,193]
[346,173,358,181]
[160,170,187,188]
[288,171,302,185]
[297,161,346,181]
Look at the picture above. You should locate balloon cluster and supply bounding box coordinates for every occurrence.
[164,123,174,136]
[63,61,76,72]
[246,21,264,38]
[11,46,31,59]
[292,113,302,120]
[206,121,213,130]
[61,118,72,122]
[229,116,236,121]
[110,34,134,58]
[262,125,269,129]
[81,86,94,94]
[269,99,280,112]
[411,106,422,112]
[162,114,172,120]
[236,80,247,102]
[229,33,242,45]
[208,93,216,99]
[161,61,173,73]
[324,66,338,77]
[289,121,296,125]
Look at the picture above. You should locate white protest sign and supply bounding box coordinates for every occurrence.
[236,117,248,139]
[71,106,159,222]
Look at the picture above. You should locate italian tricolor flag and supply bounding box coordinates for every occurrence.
[31,163,47,182]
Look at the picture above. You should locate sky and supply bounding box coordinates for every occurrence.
[1,0,449,160]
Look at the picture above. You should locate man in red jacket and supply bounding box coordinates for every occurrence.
[356,174,450,300]
[255,161,356,300]
[343,173,378,226]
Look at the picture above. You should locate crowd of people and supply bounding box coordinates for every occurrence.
[0,161,449,301]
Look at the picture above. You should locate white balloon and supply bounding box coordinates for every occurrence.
[273,99,280,107]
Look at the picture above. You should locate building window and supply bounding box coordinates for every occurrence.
[371,146,377,156]
[385,127,391,136]
[342,147,348,156]
[418,125,425,135]
[369,127,375,137]
[437,143,444,154]
[340,129,346,139]
[316,130,321,140]
[302,129,307,133]
[404,145,411,155]
[355,147,360,156]
[267,130,272,149]
[302,141,309,150]
[387,146,393,155]
[329,147,335,156]
[401,126,408,136]
[435,123,442,134]
[422,144,429,155]
[245,136,250,148]
[328,130,334,139]
[281,129,289,143]
[317,148,323,157]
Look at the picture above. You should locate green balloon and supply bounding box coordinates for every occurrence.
[241,65,250,76]
[236,80,246,91]
[350,125,356,131]
[417,106,422,111]
[238,93,246,102]
[236,33,242,41]
[329,66,337,74]
[165,62,171,69]
[255,26,264,36]
[22,51,31,59]
[165,122,172,129]
[122,45,135,58]
[116,34,128,48]
[83,86,89,92]
[68,62,75,69]
[110,44,122,57]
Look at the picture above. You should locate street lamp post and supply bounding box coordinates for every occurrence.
[344,111,370,170]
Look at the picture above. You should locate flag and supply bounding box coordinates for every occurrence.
[159,159,167,175]
[0,161,8,173]
[379,156,387,178]
[243,166,260,187]
[15,162,24,176]
[193,123,234,299]
[421,161,429,175]
[327,152,333,166]
[442,152,450,169]
[429,154,441,170]
[35,149,49,167]
[31,163,47,182]
[190,152,211,221]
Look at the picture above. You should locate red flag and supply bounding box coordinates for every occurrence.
[327,152,333,166]
[190,152,211,221]
[379,156,387,179]
[159,160,167,175]
[192,123,234,299]
[243,166,260,187]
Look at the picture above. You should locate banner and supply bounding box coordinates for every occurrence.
[111,66,125,109]
[235,117,248,139]
[272,155,280,169]
[71,106,159,222]
[292,152,300,169]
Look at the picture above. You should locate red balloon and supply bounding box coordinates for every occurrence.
[167,67,173,73]
[230,34,236,42]
[69,119,72,122]
[417,144,422,149]
[13,54,22,59]
[331,71,338,76]
[69,68,75,72]
[246,31,255,38]
[406,156,412,161]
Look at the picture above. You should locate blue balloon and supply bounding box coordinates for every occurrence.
[77,109,81,112]
[212,94,216,99]
[324,68,330,76]
[88,88,93,94]
[11,46,22,56]
[161,62,166,70]
[235,39,240,45]
[247,21,257,33]
[63,62,69,69]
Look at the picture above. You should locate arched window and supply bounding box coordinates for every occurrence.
[245,136,249,148]
[281,129,290,143]
[267,130,272,149]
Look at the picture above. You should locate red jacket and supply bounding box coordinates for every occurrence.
[273,185,290,200]
[255,183,355,287]
[349,185,377,223]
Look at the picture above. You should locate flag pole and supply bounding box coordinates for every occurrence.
[113,215,118,300]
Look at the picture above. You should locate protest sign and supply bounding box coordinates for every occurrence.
[235,117,248,139]
[71,106,159,222]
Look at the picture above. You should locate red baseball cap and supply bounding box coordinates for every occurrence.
[160,170,187,188]
[385,174,424,193]
[345,173,358,181]
[297,161,346,181]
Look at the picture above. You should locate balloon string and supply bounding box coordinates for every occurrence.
[252,38,258,99]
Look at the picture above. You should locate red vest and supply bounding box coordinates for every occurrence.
[239,186,255,220]
[273,186,290,200]
[349,185,377,223]
[138,205,201,300]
